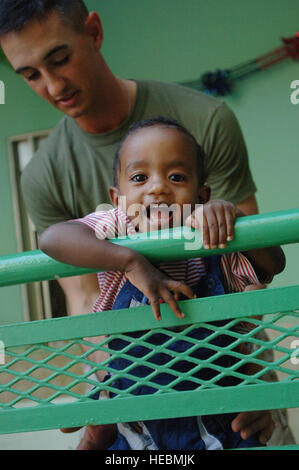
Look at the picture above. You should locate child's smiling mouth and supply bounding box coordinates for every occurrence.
[146,203,175,229]
[128,203,186,232]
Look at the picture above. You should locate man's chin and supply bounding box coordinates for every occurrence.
[53,100,85,118]
[56,105,83,118]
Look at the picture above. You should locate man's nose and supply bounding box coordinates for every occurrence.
[44,71,67,99]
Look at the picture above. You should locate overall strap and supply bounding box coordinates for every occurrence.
[203,254,222,276]
[194,255,226,298]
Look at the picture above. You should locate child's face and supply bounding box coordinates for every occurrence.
[110,125,208,231]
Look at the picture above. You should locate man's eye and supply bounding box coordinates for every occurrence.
[53,56,70,66]
[169,174,186,182]
[26,71,40,82]
[132,174,147,182]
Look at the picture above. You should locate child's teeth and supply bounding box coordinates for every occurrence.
[149,206,171,222]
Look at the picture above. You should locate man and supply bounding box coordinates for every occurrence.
[0,0,288,449]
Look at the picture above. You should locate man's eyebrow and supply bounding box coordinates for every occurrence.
[43,44,69,61]
[15,66,33,75]
[15,45,69,74]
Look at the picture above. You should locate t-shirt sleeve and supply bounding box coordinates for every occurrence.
[21,149,73,235]
[76,208,136,240]
[203,103,257,205]
[221,252,269,293]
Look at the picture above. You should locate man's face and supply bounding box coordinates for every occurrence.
[1,11,102,118]
[111,125,204,232]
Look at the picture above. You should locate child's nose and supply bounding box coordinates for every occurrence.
[148,176,168,195]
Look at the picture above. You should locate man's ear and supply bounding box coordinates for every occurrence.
[85,12,104,50]
[198,184,211,204]
[109,186,120,207]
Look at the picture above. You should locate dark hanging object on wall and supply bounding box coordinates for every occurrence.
[201,70,232,96]
[181,33,299,96]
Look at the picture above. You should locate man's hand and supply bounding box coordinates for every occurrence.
[231,410,275,445]
[76,424,117,450]
[71,411,275,449]
[125,253,195,321]
[185,200,243,250]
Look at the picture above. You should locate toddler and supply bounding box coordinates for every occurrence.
[40,116,285,450]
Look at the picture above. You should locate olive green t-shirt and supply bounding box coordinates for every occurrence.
[21,79,256,234]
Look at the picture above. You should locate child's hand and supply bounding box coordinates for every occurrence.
[125,254,195,321]
[186,200,244,250]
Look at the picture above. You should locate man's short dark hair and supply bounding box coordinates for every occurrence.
[0,0,89,36]
[113,116,206,187]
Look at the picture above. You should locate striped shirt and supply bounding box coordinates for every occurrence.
[77,208,262,314]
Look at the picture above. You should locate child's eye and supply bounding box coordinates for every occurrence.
[131,174,147,183]
[169,174,186,182]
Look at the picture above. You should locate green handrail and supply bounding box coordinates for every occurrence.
[1,209,299,287]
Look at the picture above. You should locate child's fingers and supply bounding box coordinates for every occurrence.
[203,208,219,249]
[160,288,185,319]
[172,281,196,300]
[199,213,210,249]
[148,295,162,321]
[224,207,236,242]
[213,204,228,248]
[184,214,195,228]
[173,291,180,301]
[166,280,196,315]
[189,205,204,230]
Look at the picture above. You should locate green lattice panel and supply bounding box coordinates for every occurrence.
[0,286,298,434]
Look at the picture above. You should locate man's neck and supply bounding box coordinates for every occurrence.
[75,78,136,134]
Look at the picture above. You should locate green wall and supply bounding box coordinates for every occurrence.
[0,0,298,324]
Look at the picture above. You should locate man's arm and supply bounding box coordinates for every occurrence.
[58,273,99,316]
[203,103,257,206]
[236,194,258,216]
[234,201,286,280]
[236,195,286,282]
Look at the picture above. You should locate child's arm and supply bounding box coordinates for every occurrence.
[187,200,285,281]
[39,221,195,321]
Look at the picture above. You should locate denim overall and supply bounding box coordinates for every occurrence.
[106,256,261,450]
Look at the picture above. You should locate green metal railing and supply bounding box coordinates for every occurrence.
[2,209,299,286]
[0,209,298,447]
